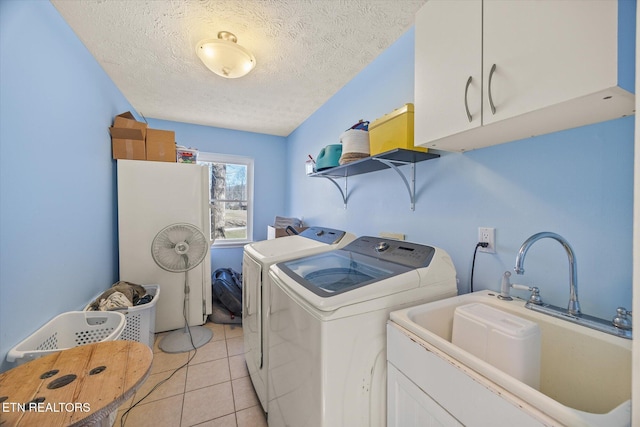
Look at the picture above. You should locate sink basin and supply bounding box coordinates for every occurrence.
[389,290,632,426]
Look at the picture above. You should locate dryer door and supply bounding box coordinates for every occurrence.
[243,253,263,369]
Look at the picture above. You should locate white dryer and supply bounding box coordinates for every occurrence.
[267,236,458,427]
[242,226,355,412]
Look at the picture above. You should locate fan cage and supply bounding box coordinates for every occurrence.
[151,223,209,273]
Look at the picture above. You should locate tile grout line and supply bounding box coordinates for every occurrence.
[179,348,191,427]
[181,328,220,427]
[225,326,237,416]
[119,324,258,426]
[224,325,241,426]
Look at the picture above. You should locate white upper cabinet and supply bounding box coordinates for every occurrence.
[415,0,635,152]
[414,0,482,143]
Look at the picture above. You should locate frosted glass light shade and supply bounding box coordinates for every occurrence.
[196,32,256,79]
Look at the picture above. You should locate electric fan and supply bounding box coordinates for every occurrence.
[151,223,212,353]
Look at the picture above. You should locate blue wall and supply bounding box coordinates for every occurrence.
[145,118,287,272]
[0,1,133,371]
[286,28,635,320]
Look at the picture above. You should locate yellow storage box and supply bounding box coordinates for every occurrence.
[369,103,427,156]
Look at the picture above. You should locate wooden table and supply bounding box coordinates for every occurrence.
[0,340,153,426]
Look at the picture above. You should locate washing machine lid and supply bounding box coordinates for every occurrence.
[245,227,354,261]
[275,236,438,298]
[276,250,411,298]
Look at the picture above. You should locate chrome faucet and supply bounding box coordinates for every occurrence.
[514,232,581,315]
[508,232,631,339]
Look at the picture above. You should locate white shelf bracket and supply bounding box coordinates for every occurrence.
[372,158,416,210]
[318,175,348,209]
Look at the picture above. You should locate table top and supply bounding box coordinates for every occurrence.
[0,340,153,426]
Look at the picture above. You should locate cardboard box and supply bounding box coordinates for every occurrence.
[111,137,146,160]
[146,128,176,162]
[113,111,147,134]
[267,226,309,240]
[369,103,427,156]
[109,112,147,160]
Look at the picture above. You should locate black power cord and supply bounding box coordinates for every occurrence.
[470,242,489,293]
[120,291,200,426]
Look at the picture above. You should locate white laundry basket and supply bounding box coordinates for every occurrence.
[84,284,159,349]
[6,311,126,365]
[117,284,159,349]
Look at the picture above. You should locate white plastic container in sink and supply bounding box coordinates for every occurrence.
[452,302,541,389]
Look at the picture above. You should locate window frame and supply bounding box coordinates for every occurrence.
[197,152,254,248]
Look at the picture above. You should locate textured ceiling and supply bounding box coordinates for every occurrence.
[51,0,426,137]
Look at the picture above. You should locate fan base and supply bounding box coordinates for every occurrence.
[159,326,213,353]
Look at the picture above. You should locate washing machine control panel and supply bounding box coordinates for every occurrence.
[375,241,390,252]
[343,236,436,268]
[299,226,347,245]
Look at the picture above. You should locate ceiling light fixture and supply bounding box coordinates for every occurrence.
[196,31,256,79]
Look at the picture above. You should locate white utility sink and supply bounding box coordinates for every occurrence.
[389,290,632,426]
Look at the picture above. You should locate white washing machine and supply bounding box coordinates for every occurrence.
[267,236,458,427]
[242,226,356,412]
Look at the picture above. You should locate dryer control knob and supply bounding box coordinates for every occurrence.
[375,241,390,252]
[316,230,325,236]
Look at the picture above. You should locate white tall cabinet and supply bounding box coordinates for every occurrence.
[415,0,635,152]
[117,160,212,333]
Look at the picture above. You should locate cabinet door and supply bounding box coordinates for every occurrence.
[482,0,618,125]
[414,0,482,147]
[387,363,463,427]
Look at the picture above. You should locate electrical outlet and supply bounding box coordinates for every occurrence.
[478,227,496,253]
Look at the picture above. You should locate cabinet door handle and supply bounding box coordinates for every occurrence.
[488,63,497,115]
[464,76,473,122]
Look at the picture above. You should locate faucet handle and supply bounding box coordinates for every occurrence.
[512,284,543,305]
[612,307,632,331]
[528,287,543,305]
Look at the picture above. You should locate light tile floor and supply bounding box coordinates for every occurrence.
[116,322,267,427]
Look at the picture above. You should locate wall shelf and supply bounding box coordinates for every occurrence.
[309,148,440,210]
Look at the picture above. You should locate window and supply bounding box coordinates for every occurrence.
[198,152,254,246]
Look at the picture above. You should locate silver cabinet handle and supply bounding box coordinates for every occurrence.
[464,76,473,122]
[488,64,497,115]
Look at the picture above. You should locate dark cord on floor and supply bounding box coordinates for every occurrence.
[120,294,201,426]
